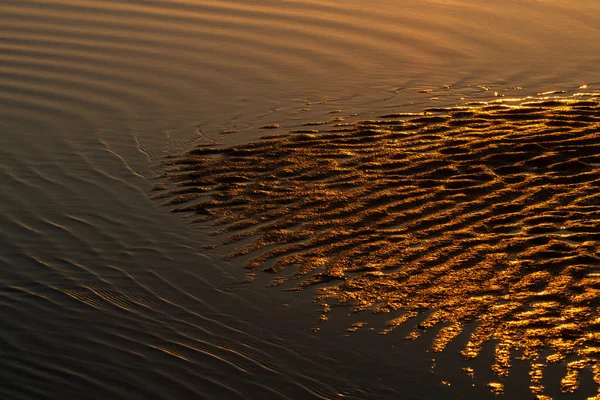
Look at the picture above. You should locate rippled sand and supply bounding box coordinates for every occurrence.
[156,93,600,398]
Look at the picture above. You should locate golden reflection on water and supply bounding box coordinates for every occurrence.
[157,94,600,398]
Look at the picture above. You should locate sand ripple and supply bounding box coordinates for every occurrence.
[158,93,600,397]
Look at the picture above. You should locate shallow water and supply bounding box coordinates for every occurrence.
[1,1,600,399]
[159,94,600,398]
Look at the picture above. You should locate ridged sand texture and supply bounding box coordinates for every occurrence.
[156,94,600,398]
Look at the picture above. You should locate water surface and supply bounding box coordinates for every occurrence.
[1,0,600,398]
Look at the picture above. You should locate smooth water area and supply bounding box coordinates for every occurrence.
[1,1,600,398]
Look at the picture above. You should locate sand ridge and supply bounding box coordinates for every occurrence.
[156,93,600,398]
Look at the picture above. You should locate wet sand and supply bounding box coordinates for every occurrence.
[158,93,600,398]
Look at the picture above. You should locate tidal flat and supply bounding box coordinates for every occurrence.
[157,94,600,398]
[2,0,600,398]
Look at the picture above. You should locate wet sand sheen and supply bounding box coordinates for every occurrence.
[157,93,600,398]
